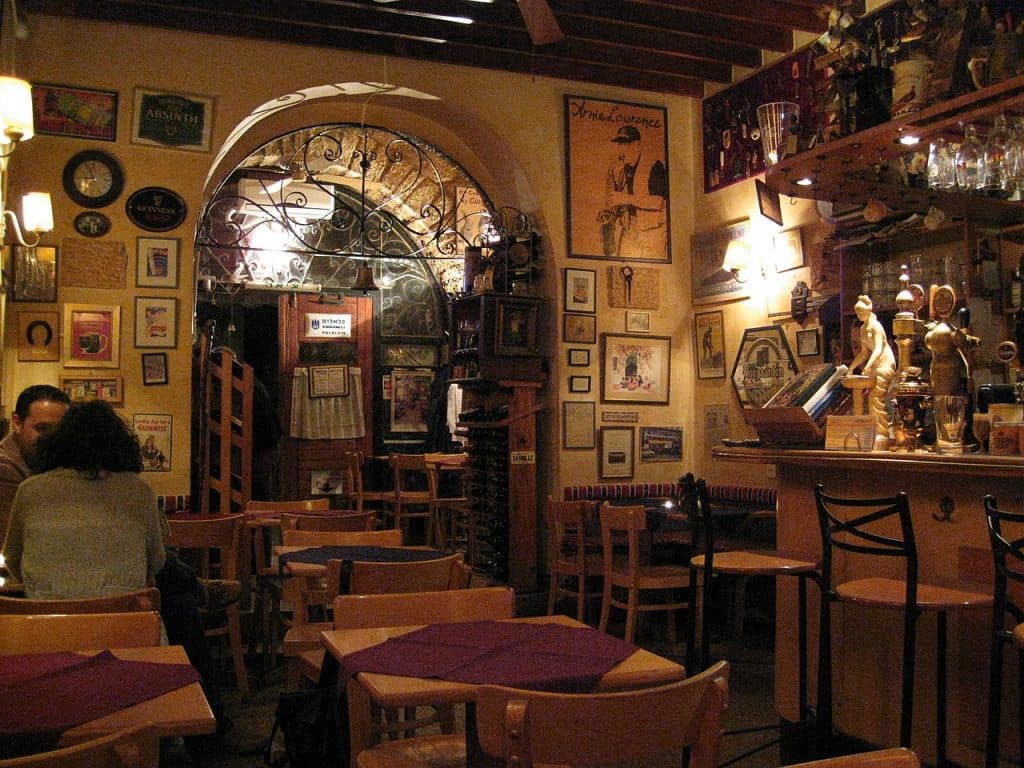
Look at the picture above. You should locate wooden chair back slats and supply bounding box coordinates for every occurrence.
[346,552,465,595]
[331,586,515,629]
[0,612,163,654]
[0,724,160,768]
[281,528,402,548]
[0,589,160,615]
[476,660,730,768]
[280,512,375,532]
[246,498,331,514]
[545,497,601,622]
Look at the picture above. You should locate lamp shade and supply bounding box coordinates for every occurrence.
[722,239,752,275]
[0,76,33,142]
[21,192,53,232]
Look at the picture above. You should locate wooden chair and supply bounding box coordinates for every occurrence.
[0,588,160,615]
[0,612,162,654]
[346,451,392,522]
[281,528,403,548]
[247,498,331,515]
[814,485,991,765]
[598,502,691,644]
[165,513,250,697]
[0,724,160,768]
[357,660,730,768]
[344,552,465,596]
[545,497,602,623]
[426,453,471,554]
[779,747,921,768]
[280,511,375,532]
[385,454,443,547]
[983,494,1024,768]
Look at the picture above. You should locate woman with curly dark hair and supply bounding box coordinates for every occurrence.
[3,399,163,598]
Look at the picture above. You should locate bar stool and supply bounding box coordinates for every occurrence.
[683,473,820,761]
[983,494,1024,768]
[545,497,602,623]
[814,485,991,766]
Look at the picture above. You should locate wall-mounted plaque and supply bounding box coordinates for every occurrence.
[125,187,187,232]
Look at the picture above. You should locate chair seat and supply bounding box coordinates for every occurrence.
[836,576,992,611]
[692,550,818,577]
[356,733,465,768]
[198,578,242,610]
[610,559,689,591]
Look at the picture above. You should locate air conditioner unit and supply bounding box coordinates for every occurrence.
[238,178,336,218]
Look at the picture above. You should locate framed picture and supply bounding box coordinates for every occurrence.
[567,348,590,367]
[562,401,596,450]
[563,267,596,313]
[774,228,805,272]
[132,88,214,152]
[10,245,58,302]
[625,311,650,333]
[565,95,670,263]
[568,375,591,394]
[691,219,750,305]
[797,328,821,357]
[136,237,180,288]
[308,364,349,397]
[599,427,634,479]
[640,427,684,462]
[390,368,434,433]
[495,299,537,356]
[600,333,671,404]
[563,313,596,344]
[730,325,799,408]
[133,413,172,471]
[311,469,345,495]
[134,297,178,348]
[695,310,726,379]
[17,311,59,362]
[59,375,124,405]
[141,352,168,385]
[756,178,784,225]
[63,303,120,368]
[32,83,117,141]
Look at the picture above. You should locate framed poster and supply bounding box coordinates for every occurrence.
[640,427,683,462]
[17,311,59,362]
[600,333,671,405]
[134,297,177,348]
[730,325,799,408]
[60,375,123,405]
[599,427,634,479]
[797,328,821,357]
[695,310,725,379]
[32,83,117,141]
[390,369,433,433]
[563,267,596,313]
[756,178,784,225]
[565,95,670,263]
[11,245,58,302]
[568,375,591,394]
[563,313,596,344]
[133,413,172,471]
[132,88,214,152]
[567,348,590,367]
[308,364,349,397]
[692,219,750,305]
[562,401,596,450]
[63,303,120,368]
[625,311,650,333]
[774,228,805,272]
[141,352,168,385]
[136,237,180,288]
[495,300,537,356]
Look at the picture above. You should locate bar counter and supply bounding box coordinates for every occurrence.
[712,446,1022,768]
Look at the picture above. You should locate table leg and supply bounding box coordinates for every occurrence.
[345,678,372,768]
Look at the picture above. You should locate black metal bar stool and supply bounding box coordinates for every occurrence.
[983,494,1024,768]
[814,485,991,767]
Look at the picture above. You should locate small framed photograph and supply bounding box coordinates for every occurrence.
[695,310,726,379]
[756,178,784,226]
[569,375,591,394]
[563,313,596,344]
[563,267,596,313]
[136,237,180,288]
[567,348,590,367]
[774,228,805,272]
[64,303,120,368]
[797,328,821,357]
[308,364,349,397]
[132,88,214,152]
[563,401,596,450]
[17,311,59,362]
[11,245,58,302]
[134,297,178,348]
[640,427,684,462]
[141,352,168,386]
[599,426,635,479]
[625,311,651,333]
[60,375,124,405]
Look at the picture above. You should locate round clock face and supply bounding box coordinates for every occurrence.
[63,150,124,208]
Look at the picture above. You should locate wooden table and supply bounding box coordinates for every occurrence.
[274,544,437,578]
[321,614,685,767]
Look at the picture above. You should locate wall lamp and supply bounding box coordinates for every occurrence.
[722,238,754,283]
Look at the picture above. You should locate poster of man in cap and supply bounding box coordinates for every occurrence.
[565,96,670,263]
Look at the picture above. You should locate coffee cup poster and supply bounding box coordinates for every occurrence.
[63,304,120,368]
[564,96,670,263]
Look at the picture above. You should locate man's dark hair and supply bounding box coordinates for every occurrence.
[36,400,143,477]
[14,385,70,420]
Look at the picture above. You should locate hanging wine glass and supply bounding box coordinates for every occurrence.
[1005,117,1024,199]
[955,123,983,192]
[982,113,1010,196]
[927,136,956,190]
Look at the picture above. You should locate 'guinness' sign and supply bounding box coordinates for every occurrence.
[126,187,187,232]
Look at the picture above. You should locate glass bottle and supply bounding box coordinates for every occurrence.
[983,113,1011,196]
[1010,256,1024,310]
[955,123,984,192]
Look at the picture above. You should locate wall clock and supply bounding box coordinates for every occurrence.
[62,150,124,209]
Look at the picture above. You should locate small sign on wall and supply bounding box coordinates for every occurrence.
[305,313,352,338]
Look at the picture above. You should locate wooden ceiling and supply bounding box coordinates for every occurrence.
[24,0,827,97]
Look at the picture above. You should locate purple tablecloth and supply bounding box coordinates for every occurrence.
[340,620,637,693]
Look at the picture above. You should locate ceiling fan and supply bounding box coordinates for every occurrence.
[368,0,563,47]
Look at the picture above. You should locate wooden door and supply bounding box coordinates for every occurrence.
[278,294,374,500]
